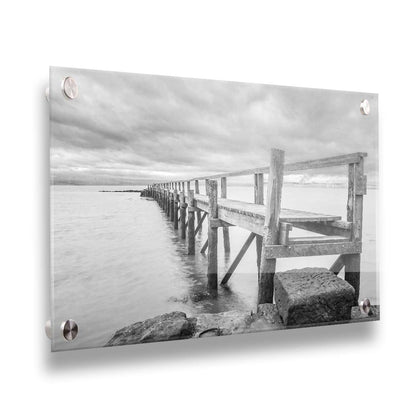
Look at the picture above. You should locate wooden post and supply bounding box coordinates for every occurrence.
[207,180,218,290]
[221,177,231,253]
[173,190,179,229]
[258,149,285,305]
[187,181,191,197]
[195,180,201,225]
[166,189,170,217]
[345,157,365,303]
[179,191,187,239]
[254,173,264,276]
[205,179,209,195]
[187,190,196,254]
[170,191,174,222]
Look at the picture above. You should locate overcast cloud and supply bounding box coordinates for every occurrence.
[50,67,378,185]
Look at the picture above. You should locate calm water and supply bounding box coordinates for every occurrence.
[51,184,378,350]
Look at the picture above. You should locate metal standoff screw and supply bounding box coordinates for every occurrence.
[61,76,78,100]
[45,87,50,102]
[61,319,79,341]
[359,298,371,315]
[360,99,370,115]
[45,319,52,339]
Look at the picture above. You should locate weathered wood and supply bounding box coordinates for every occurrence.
[188,152,367,181]
[200,238,208,254]
[187,190,196,255]
[221,177,230,253]
[345,156,364,303]
[258,149,285,304]
[207,180,218,290]
[173,190,179,229]
[254,173,264,275]
[264,241,362,259]
[179,191,187,239]
[278,222,293,245]
[209,218,233,228]
[329,255,345,275]
[347,163,355,222]
[195,180,201,224]
[170,192,174,222]
[221,232,256,285]
[194,211,207,235]
[187,181,191,196]
[166,190,170,217]
[344,253,361,303]
[291,220,352,238]
[288,236,350,245]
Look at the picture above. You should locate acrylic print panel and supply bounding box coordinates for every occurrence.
[49,67,379,351]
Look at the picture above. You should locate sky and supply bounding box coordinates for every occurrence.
[50,67,378,186]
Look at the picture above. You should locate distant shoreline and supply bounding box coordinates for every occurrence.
[51,183,379,190]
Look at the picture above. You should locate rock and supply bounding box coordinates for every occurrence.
[106,306,285,346]
[274,267,356,326]
[106,311,195,346]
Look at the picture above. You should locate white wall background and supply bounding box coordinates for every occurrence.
[2,1,415,414]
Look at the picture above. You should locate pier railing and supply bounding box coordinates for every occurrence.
[144,149,367,305]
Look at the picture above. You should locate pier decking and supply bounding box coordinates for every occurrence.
[142,149,367,306]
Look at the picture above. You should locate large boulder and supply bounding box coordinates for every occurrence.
[274,267,356,326]
[106,311,195,346]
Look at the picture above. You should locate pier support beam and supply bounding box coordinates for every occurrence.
[195,180,202,227]
[221,232,256,286]
[179,191,187,239]
[169,191,174,222]
[207,180,218,291]
[258,149,285,305]
[345,158,365,303]
[221,177,231,254]
[195,212,207,236]
[173,190,179,229]
[187,190,196,255]
[254,173,264,276]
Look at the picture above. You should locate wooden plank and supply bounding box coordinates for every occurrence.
[287,236,350,245]
[258,149,285,304]
[207,180,218,290]
[221,176,230,253]
[291,221,352,238]
[329,255,345,275]
[194,211,207,235]
[186,152,367,181]
[221,233,256,285]
[194,194,341,223]
[264,241,362,259]
[187,190,195,255]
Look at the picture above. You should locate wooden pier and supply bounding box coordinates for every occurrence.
[142,149,367,305]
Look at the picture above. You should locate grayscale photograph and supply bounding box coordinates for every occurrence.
[50,67,379,351]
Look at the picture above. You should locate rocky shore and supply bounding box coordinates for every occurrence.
[106,303,379,347]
